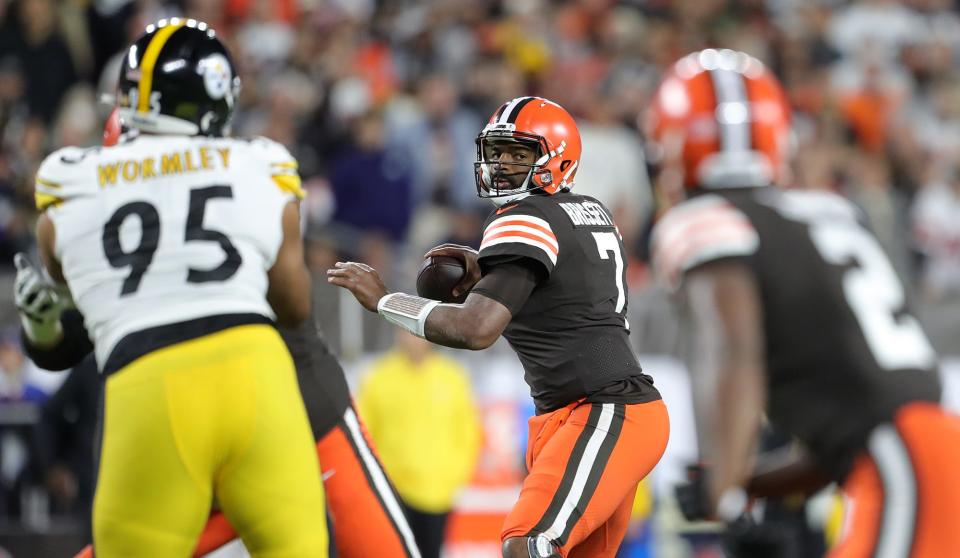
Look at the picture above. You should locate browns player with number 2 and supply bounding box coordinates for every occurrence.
[649,49,960,556]
[329,96,669,558]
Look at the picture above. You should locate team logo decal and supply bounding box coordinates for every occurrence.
[198,54,232,100]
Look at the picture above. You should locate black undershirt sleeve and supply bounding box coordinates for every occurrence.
[470,257,544,315]
[21,309,94,371]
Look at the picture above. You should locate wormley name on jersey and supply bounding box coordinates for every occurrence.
[97,146,232,187]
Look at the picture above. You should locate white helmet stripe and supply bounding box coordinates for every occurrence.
[498,96,536,124]
[709,67,752,154]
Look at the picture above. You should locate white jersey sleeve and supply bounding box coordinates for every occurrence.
[651,194,760,290]
[42,135,303,368]
[35,146,104,212]
[249,136,305,201]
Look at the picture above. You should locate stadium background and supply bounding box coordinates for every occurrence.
[1,0,960,556]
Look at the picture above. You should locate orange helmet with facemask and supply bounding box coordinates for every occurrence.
[475,96,582,205]
[646,49,792,190]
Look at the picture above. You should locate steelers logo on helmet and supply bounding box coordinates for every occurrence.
[474,96,582,206]
[199,53,232,101]
[116,18,240,137]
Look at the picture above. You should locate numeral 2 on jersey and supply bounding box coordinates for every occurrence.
[809,222,935,370]
[102,185,243,296]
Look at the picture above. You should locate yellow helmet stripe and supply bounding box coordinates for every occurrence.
[137,21,186,112]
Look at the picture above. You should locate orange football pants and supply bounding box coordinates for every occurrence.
[829,403,960,558]
[502,399,669,558]
[194,405,418,558]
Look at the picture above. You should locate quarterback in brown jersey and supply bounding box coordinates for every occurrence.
[330,96,668,558]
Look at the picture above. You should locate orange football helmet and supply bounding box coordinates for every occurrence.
[103,107,123,147]
[475,96,582,204]
[646,49,792,190]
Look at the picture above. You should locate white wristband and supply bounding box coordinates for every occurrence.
[377,293,440,338]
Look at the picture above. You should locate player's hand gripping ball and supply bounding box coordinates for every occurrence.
[417,256,468,304]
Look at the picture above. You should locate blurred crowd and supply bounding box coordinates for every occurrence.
[0,0,958,301]
[2,0,960,550]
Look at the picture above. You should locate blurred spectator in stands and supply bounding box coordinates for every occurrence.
[0,0,77,124]
[844,152,913,278]
[0,148,33,270]
[33,355,99,538]
[577,87,653,263]
[826,0,925,64]
[894,77,960,193]
[461,56,525,122]
[913,166,960,301]
[0,330,45,518]
[0,57,26,134]
[836,58,909,154]
[389,72,482,210]
[234,0,296,70]
[328,106,415,260]
[0,331,44,404]
[245,71,318,147]
[51,86,99,150]
[357,331,481,558]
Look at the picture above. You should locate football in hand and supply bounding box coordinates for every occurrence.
[417,256,468,304]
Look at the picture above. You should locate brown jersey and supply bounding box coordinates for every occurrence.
[477,192,659,413]
[653,187,941,479]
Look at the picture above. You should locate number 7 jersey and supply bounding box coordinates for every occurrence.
[652,187,941,479]
[478,192,660,414]
[35,134,303,368]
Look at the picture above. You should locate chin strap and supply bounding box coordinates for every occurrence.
[377,293,440,338]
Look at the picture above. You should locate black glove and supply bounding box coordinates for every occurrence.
[674,462,713,521]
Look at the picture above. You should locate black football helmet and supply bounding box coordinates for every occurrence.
[116,18,239,136]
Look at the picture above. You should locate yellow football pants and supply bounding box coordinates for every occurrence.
[93,324,328,557]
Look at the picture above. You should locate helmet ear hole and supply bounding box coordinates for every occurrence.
[200,112,216,134]
[560,160,572,172]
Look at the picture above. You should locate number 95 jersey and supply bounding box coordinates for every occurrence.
[34,135,303,367]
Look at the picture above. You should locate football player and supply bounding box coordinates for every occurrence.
[24,18,330,556]
[19,37,420,558]
[648,49,960,556]
[329,96,669,558]
[18,255,419,558]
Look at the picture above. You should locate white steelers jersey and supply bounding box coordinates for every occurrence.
[35,134,304,367]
